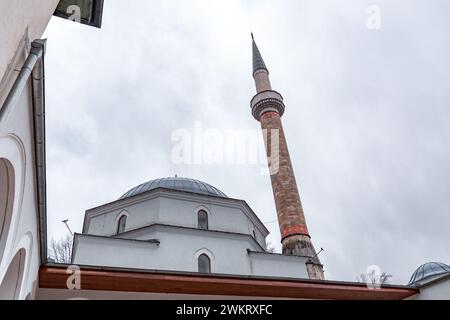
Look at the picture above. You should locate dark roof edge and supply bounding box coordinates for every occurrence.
[53,0,104,28]
[74,232,160,245]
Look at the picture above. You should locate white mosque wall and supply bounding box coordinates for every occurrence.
[0,79,41,300]
[408,278,450,300]
[86,197,161,236]
[0,0,59,300]
[158,196,267,246]
[73,227,261,274]
[72,227,309,279]
[0,249,27,299]
[84,191,268,249]
[248,251,309,279]
[0,0,59,106]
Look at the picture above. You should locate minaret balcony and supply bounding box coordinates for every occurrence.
[251,90,285,120]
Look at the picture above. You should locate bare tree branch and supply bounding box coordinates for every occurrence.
[357,271,392,285]
[48,234,73,264]
[266,240,276,253]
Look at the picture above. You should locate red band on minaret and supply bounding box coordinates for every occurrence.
[281,225,310,239]
[260,111,279,120]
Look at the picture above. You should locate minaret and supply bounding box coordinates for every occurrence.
[250,34,324,280]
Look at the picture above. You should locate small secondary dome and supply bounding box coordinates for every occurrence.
[120,177,228,199]
[408,262,450,285]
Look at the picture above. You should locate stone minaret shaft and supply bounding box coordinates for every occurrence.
[250,35,324,280]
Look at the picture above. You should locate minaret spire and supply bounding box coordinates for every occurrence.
[250,35,325,280]
[251,35,272,93]
[252,34,268,75]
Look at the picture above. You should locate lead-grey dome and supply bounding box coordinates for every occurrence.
[408,262,450,285]
[120,177,228,199]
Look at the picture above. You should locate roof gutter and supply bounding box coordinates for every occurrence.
[31,40,48,265]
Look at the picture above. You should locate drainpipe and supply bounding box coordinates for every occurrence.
[0,39,46,125]
[0,39,48,264]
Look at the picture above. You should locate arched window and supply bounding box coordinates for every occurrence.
[117,215,127,234]
[198,254,211,273]
[198,210,208,230]
[252,230,256,239]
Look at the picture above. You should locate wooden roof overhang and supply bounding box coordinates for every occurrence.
[39,265,419,300]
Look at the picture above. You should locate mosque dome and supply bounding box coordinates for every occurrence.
[408,262,450,285]
[120,177,228,200]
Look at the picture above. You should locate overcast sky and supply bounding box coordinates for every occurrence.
[42,0,450,284]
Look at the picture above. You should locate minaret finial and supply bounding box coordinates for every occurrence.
[251,32,254,41]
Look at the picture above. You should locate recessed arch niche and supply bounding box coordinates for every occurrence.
[0,158,15,264]
[0,248,26,300]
